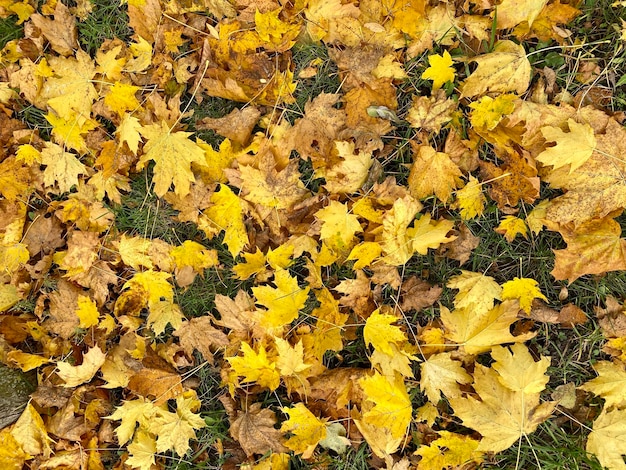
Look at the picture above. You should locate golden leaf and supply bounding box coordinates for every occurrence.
[138,122,207,197]
[461,40,531,98]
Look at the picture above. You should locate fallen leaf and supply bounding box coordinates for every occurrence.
[461,40,531,98]
[229,403,287,457]
[57,346,106,388]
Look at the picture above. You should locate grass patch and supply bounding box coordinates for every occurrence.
[76,0,131,54]
[0,14,23,49]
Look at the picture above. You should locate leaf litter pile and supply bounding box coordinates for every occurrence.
[0,0,626,468]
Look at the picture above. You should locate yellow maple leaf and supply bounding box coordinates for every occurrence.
[447,270,502,313]
[550,217,626,282]
[315,200,362,257]
[319,141,373,194]
[41,49,98,120]
[0,283,19,312]
[281,403,328,458]
[240,160,308,210]
[406,90,456,133]
[252,269,309,330]
[496,215,528,242]
[6,350,51,372]
[125,429,156,470]
[266,244,294,270]
[118,234,153,270]
[11,403,53,457]
[526,199,549,234]
[255,8,301,51]
[227,341,280,391]
[537,119,596,173]
[170,240,218,273]
[419,352,472,403]
[233,248,267,280]
[126,37,152,73]
[123,270,173,306]
[501,277,547,313]
[106,397,158,445]
[347,242,382,270]
[0,243,29,275]
[586,408,626,470]
[454,175,486,220]
[0,428,30,470]
[95,44,126,81]
[496,0,548,29]
[461,40,531,98]
[46,111,98,154]
[138,122,207,197]
[116,113,142,154]
[41,142,87,194]
[449,358,555,452]
[204,184,249,257]
[421,50,455,90]
[153,391,206,456]
[370,344,415,378]
[196,138,238,183]
[274,337,311,377]
[363,309,408,356]
[469,94,517,131]
[147,299,184,335]
[306,288,348,361]
[408,213,456,255]
[381,195,422,265]
[15,144,41,165]
[57,345,106,387]
[441,300,535,355]
[76,294,99,328]
[104,82,141,117]
[408,145,462,203]
[579,361,626,408]
[491,343,551,394]
[357,372,412,440]
[414,431,483,469]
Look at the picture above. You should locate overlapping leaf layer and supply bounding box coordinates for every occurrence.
[0,0,625,469]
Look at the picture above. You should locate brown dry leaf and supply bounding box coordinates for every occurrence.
[596,297,626,338]
[23,211,65,256]
[47,399,93,441]
[30,2,77,56]
[127,368,183,405]
[197,107,261,146]
[334,270,374,319]
[343,78,397,134]
[287,93,346,167]
[127,0,162,44]
[549,217,626,282]
[370,264,402,289]
[558,303,588,327]
[406,90,456,133]
[399,277,442,312]
[480,149,540,208]
[437,223,480,265]
[229,402,288,457]
[174,316,230,364]
[528,299,560,324]
[39,279,80,339]
[529,300,588,328]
